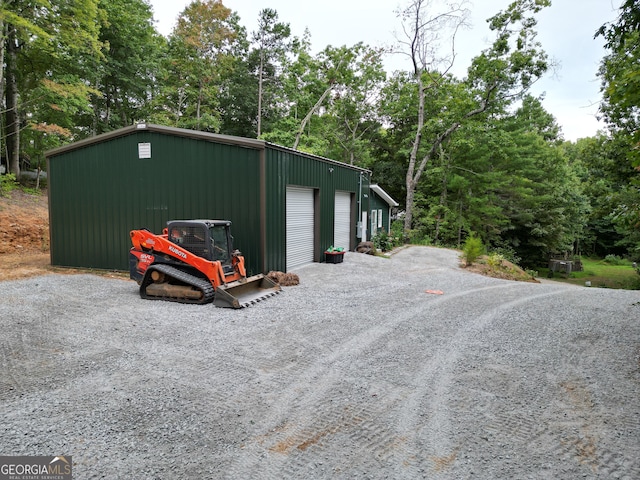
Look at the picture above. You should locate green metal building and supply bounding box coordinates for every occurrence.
[369,184,399,237]
[46,124,371,274]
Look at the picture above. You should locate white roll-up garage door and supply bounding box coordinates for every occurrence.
[286,186,315,270]
[334,191,352,251]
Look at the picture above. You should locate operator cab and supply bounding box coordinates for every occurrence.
[167,220,235,274]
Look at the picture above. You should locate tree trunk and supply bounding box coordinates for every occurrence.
[403,74,426,236]
[257,43,264,138]
[349,120,358,165]
[403,78,488,238]
[457,200,464,248]
[404,181,416,241]
[0,20,5,169]
[196,81,203,129]
[292,85,332,150]
[0,19,4,97]
[434,145,449,243]
[6,26,20,178]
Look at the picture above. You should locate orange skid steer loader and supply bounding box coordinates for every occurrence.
[129,220,280,308]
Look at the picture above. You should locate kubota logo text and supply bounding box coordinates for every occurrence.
[169,245,187,259]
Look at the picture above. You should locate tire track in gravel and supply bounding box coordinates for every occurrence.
[1,278,136,401]
[394,286,576,478]
[3,248,638,478]
[226,279,571,478]
[437,287,640,479]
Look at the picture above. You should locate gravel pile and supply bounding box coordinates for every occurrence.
[1,246,639,479]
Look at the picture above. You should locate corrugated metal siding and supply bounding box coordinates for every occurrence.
[47,126,371,275]
[369,191,390,234]
[264,146,369,272]
[48,131,263,273]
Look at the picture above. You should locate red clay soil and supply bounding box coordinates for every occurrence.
[0,190,52,280]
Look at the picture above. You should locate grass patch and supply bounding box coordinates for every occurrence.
[543,257,640,290]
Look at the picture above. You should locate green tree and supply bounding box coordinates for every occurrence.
[291,43,354,151]
[251,8,293,138]
[596,0,640,255]
[376,71,421,208]
[261,32,329,150]
[322,43,386,166]
[90,0,165,134]
[216,44,255,137]
[3,0,103,178]
[218,7,294,139]
[265,39,386,162]
[153,0,245,132]
[399,91,589,266]
[596,0,640,154]
[398,0,550,237]
[569,135,639,258]
[498,132,587,266]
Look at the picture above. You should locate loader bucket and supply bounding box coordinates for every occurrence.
[213,274,281,308]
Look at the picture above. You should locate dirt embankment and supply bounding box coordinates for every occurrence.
[0,190,51,280]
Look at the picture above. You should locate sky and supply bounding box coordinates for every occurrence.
[148,0,622,142]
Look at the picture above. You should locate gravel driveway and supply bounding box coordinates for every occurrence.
[1,246,639,479]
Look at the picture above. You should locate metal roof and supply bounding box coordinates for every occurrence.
[46,123,265,157]
[46,123,371,174]
[265,142,371,174]
[370,184,399,207]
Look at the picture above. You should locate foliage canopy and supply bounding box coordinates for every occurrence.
[0,0,637,266]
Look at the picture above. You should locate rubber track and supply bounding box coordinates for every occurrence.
[140,263,215,304]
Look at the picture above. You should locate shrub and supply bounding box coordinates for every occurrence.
[490,246,521,266]
[486,252,505,268]
[409,230,432,246]
[372,230,393,252]
[603,254,629,266]
[390,220,404,245]
[462,233,484,266]
[0,173,18,196]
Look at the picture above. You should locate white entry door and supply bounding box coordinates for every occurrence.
[286,186,315,270]
[334,191,352,251]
